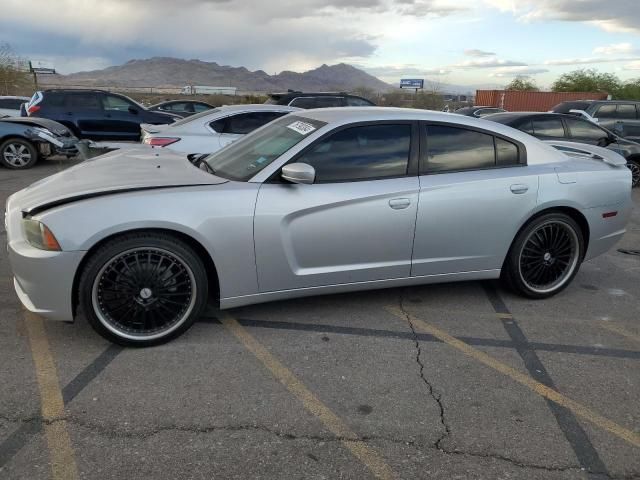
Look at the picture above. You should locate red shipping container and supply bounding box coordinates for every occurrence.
[475,90,609,112]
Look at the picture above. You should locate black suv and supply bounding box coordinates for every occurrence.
[24,90,179,141]
[265,91,375,108]
[551,100,640,141]
[485,111,640,187]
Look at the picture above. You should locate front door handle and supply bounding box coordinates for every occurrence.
[510,184,529,194]
[389,198,411,209]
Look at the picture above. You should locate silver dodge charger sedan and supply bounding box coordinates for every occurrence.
[6,108,632,345]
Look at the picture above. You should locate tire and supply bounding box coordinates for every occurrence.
[79,232,209,346]
[626,160,640,188]
[502,213,584,299]
[0,138,38,169]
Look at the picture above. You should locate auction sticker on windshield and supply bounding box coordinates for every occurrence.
[286,121,316,135]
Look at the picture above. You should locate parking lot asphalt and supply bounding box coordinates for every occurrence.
[0,158,639,480]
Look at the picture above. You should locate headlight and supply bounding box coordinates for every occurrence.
[22,219,61,251]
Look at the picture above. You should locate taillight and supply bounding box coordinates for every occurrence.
[27,105,40,115]
[144,137,180,147]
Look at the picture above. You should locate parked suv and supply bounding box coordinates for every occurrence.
[485,111,640,187]
[265,91,375,108]
[551,100,640,141]
[24,90,179,140]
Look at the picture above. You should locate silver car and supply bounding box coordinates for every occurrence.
[6,108,632,345]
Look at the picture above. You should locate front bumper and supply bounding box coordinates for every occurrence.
[8,240,84,321]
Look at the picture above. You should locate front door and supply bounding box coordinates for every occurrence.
[254,122,419,292]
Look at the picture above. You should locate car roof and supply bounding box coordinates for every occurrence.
[216,104,300,113]
[0,96,30,100]
[557,99,640,105]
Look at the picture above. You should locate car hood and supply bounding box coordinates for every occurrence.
[13,147,227,215]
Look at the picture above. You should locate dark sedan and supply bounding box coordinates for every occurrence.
[485,111,640,187]
[148,100,214,118]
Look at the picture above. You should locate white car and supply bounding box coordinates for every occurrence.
[0,96,30,118]
[141,104,300,154]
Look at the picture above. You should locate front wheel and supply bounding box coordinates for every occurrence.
[502,213,584,299]
[0,138,38,169]
[627,160,640,188]
[79,233,209,346]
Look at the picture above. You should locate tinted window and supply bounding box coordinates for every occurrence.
[518,119,534,134]
[162,102,188,112]
[565,117,609,141]
[617,104,637,119]
[595,104,616,117]
[67,93,100,109]
[43,92,66,107]
[0,99,23,109]
[495,138,519,166]
[313,97,344,108]
[225,111,288,134]
[102,94,133,111]
[298,124,411,182]
[532,118,565,138]
[209,118,227,133]
[193,103,211,112]
[425,126,495,172]
[346,97,373,106]
[289,97,317,108]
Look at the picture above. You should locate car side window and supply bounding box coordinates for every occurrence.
[424,126,496,172]
[616,104,637,119]
[193,103,210,112]
[209,118,227,133]
[495,138,519,166]
[565,117,609,141]
[532,118,565,138]
[518,119,535,134]
[225,112,288,135]
[297,124,411,183]
[163,103,187,112]
[0,99,23,109]
[313,97,345,108]
[289,97,317,108]
[346,97,373,106]
[102,95,133,111]
[595,104,616,118]
[67,93,101,109]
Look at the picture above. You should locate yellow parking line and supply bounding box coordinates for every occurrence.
[599,321,640,344]
[24,310,79,480]
[385,306,640,449]
[220,313,395,480]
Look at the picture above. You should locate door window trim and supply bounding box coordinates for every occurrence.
[419,120,528,175]
[267,120,420,184]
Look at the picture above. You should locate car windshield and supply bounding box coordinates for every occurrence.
[171,108,221,127]
[204,115,327,181]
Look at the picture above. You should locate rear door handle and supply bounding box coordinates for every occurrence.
[510,184,529,194]
[389,198,411,209]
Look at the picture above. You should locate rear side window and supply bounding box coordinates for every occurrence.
[532,118,565,138]
[193,103,210,112]
[219,111,289,135]
[314,97,344,108]
[423,125,521,173]
[297,124,411,182]
[346,97,373,106]
[518,119,534,134]
[616,104,637,119]
[289,97,317,108]
[0,98,23,109]
[102,94,134,111]
[67,93,100,109]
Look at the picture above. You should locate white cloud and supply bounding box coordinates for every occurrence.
[593,43,637,55]
[489,66,549,77]
[464,49,496,57]
[453,58,527,68]
[544,57,640,66]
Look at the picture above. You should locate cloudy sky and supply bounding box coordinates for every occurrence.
[2,0,640,88]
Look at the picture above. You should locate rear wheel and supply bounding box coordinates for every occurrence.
[0,138,38,169]
[502,213,584,298]
[627,160,640,188]
[79,233,208,346]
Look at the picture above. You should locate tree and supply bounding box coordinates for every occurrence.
[0,43,31,95]
[615,79,640,101]
[551,68,620,93]
[504,76,538,91]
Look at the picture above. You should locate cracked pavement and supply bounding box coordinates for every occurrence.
[1,159,639,479]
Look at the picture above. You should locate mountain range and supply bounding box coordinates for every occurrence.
[48,57,393,92]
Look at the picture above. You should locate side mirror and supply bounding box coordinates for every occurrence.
[128,107,139,115]
[281,162,315,184]
[613,122,625,137]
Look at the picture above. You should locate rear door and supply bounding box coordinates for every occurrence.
[412,123,538,277]
[64,92,105,138]
[563,116,611,146]
[254,122,420,291]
